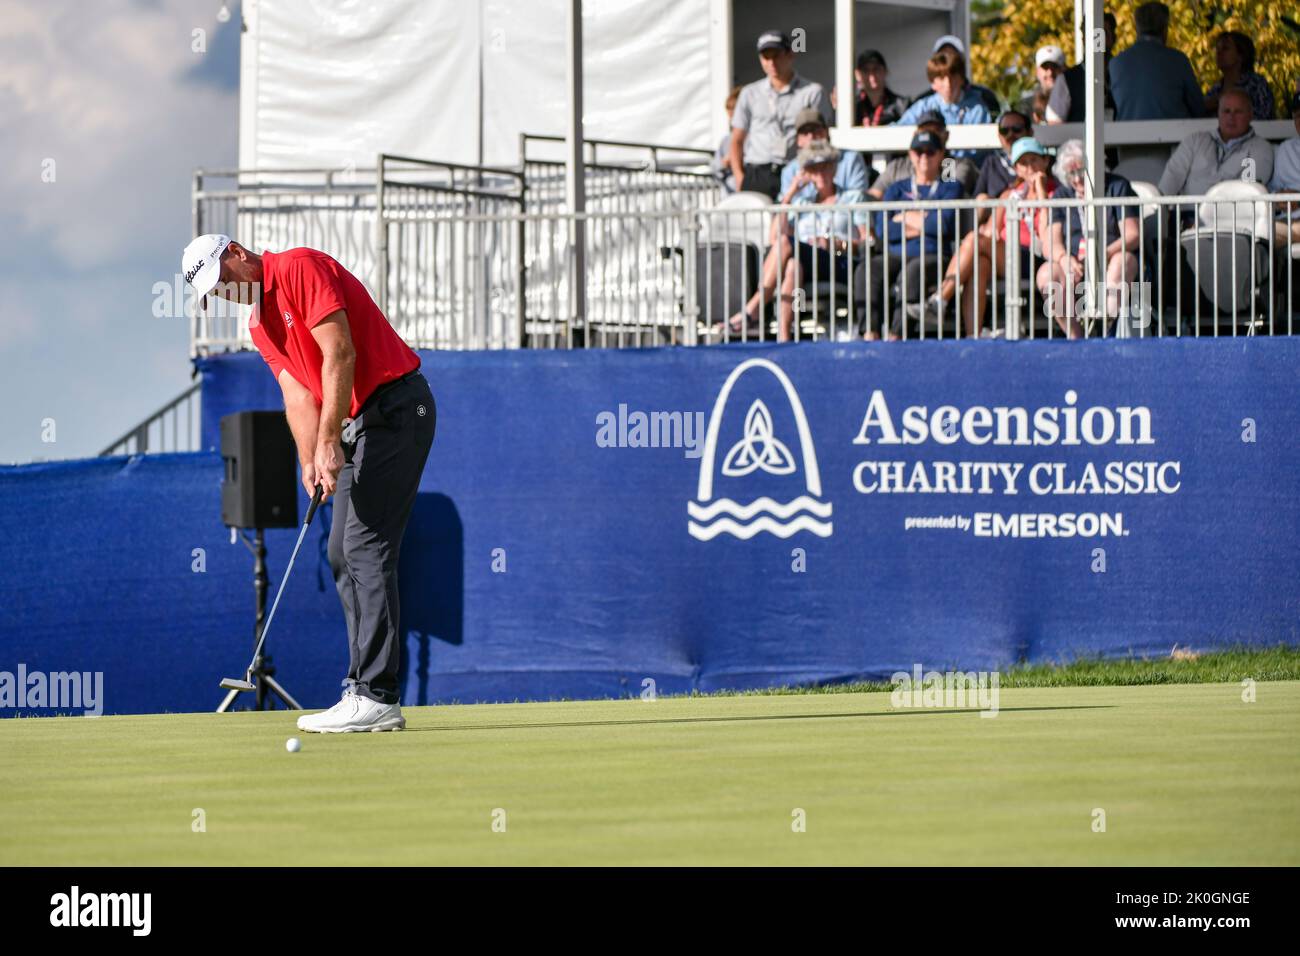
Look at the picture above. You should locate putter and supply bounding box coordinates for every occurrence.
[220,485,323,693]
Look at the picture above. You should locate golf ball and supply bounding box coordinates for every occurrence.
[286,737,301,753]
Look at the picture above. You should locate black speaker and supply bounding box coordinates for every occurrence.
[220,412,298,529]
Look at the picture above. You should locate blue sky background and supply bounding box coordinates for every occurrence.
[1,0,241,463]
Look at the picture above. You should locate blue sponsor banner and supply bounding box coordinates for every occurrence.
[2,340,1297,715]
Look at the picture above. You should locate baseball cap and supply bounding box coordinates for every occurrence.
[756,30,791,52]
[856,49,887,70]
[913,109,947,128]
[1010,137,1048,164]
[932,34,965,55]
[795,107,827,131]
[1036,45,1065,69]
[181,234,231,304]
[910,131,943,153]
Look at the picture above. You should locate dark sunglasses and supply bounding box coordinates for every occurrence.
[999,124,1028,136]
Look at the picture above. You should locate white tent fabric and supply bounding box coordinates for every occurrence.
[240,0,715,171]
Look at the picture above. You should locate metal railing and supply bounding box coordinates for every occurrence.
[99,383,202,457]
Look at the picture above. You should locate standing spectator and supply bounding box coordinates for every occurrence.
[924,137,1063,338]
[729,30,831,200]
[1157,88,1274,199]
[1204,32,1276,121]
[1047,12,1118,124]
[1036,140,1141,339]
[780,108,873,199]
[913,35,1001,118]
[1267,92,1300,245]
[1020,45,1065,121]
[898,49,992,159]
[869,110,978,198]
[861,131,964,339]
[972,111,1032,223]
[1109,2,1203,120]
[711,86,743,194]
[854,49,907,127]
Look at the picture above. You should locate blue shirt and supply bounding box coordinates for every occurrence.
[1050,175,1138,257]
[876,178,963,256]
[780,149,872,201]
[1109,36,1204,120]
[788,188,872,244]
[897,90,991,158]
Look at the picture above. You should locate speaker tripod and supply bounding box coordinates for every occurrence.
[217,528,304,712]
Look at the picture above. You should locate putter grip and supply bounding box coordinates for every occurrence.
[305,485,323,525]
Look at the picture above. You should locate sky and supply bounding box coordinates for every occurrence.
[0,0,241,463]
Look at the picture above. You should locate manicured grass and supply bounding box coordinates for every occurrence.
[1,681,1296,865]
[704,645,1300,696]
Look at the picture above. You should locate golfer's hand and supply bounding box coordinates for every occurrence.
[300,461,319,498]
[313,440,344,500]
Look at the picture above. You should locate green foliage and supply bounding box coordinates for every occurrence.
[972,0,1300,117]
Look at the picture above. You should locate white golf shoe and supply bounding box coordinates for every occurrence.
[297,690,405,733]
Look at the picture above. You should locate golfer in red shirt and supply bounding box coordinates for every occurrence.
[183,235,435,733]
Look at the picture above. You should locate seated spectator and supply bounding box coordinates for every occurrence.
[898,49,993,158]
[780,108,874,198]
[777,142,871,341]
[1267,92,1300,245]
[849,49,907,127]
[869,110,978,198]
[711,85,744,193]
[858,131,963,339]
[730,30,831,199]
[973,111,1032,224]
[1109,2,1203,120]
[1019,45,1065,122]
[1047,13,1118,124]
[1035,139,1141,338]
[722,140,873,338]
[1204,32,1276,122]
[1157,87,1274,201]
[914,35,1001,119]
[924,137,1063,338]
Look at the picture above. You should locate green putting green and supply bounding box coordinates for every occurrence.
[2,681,1296,865]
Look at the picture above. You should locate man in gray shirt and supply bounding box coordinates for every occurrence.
[1158,87,1274,200]
[1109,2,1203,120]
[730,29,831,199]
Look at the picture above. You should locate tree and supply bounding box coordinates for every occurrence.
[972,0,1300,118]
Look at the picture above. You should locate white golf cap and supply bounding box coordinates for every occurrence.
[181,233,231,302]
[932,34,965,55]
[1036,44,1066,68]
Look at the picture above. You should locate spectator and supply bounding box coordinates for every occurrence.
[711,85,743,193]
[860,131,963,339]
[913,35,1001,118]
[1020,45,1065,121]
[772,142,871,341]
[898,49,993,159]
[973,111,1032,224]
[1047,13,1118,124]
[780,108,874,199]
[924,137,1063,338]
[1267,92,1300,245]
[853,49,907,127]
[1204,32,1276,121]
[1157,87,1274,199]
[870,110,978,198]
[729,29,831,199]
[1035,139,1141,338]
[1109,2,1202,120]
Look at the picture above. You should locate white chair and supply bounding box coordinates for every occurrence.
[1188,179,1272,242]
[699,191,774,251]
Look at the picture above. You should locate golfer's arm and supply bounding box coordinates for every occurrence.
[278,370,320,466]
[310,310,356,446]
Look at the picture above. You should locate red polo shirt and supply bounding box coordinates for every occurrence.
[249,248,420,417]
